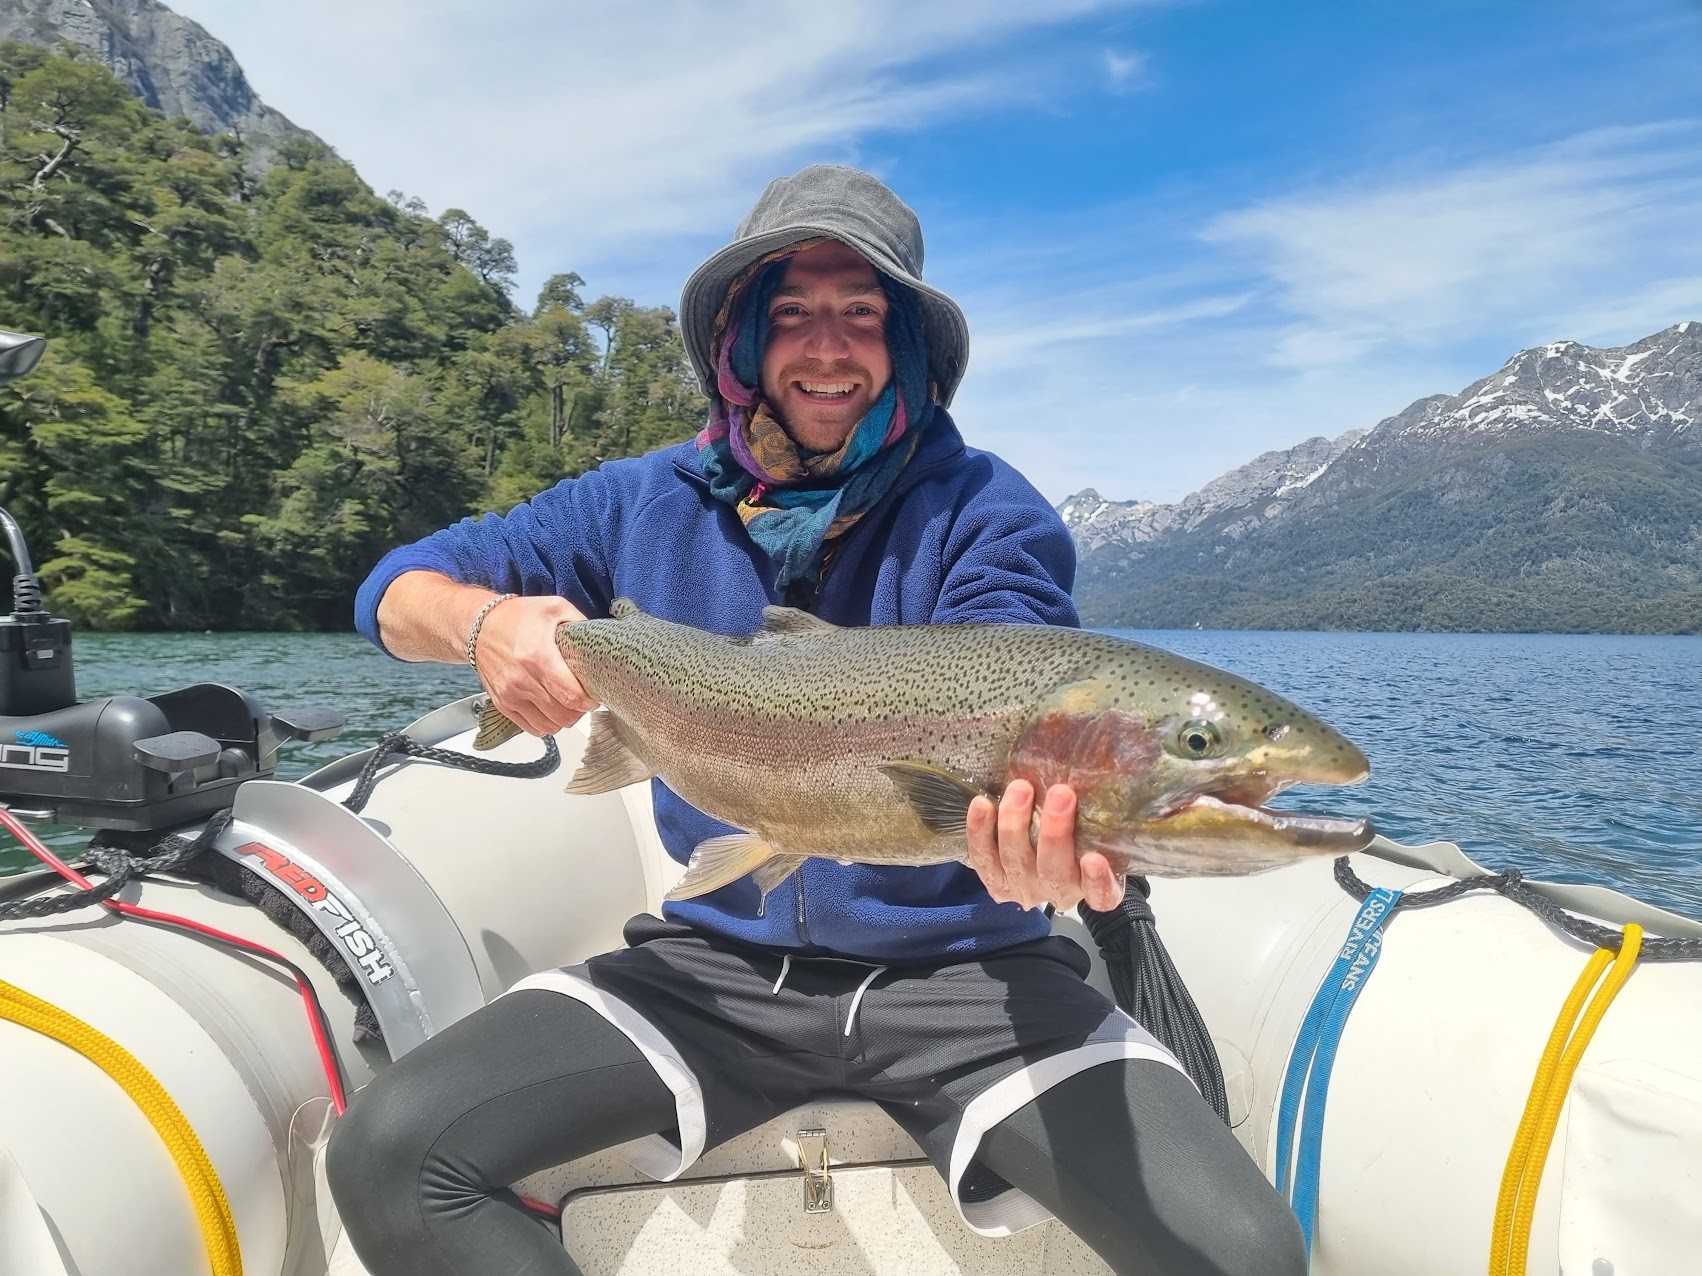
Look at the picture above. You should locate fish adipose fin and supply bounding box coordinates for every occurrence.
[880,762,985,836]
[472,699,524,751]
[666,835,795,901]
[564,711,655,794]
[754,606,840,640]
[609,597,643,619]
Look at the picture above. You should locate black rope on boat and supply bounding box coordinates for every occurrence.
[1080,877,1231,1124]
[340,730,560,815]
[1332,857,1702,961]
[0,811,231,921]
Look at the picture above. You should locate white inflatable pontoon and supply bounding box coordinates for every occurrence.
[3,697,1700,1276]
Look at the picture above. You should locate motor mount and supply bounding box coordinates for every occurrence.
[1,489,344,830]
[0,682,346,831]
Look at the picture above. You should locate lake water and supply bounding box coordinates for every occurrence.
[3,630,1700,921]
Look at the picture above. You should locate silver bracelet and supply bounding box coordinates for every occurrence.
[465,593,517,671]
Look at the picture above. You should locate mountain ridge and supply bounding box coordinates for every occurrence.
[1061,323,1702,634]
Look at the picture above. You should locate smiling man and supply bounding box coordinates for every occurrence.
[762,240,891,446]
[331,164,1305,1276]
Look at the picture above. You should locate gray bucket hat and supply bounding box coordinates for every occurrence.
[680,164,971,407]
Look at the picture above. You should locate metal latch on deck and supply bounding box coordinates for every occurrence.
[796,1127,832,1213]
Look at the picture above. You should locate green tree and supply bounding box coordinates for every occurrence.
[0,42,707,631]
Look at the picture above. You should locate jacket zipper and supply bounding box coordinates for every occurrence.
[795,863,810,944]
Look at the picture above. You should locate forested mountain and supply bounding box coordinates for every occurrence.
[1063,325,1702,634]
[0,42,703,631]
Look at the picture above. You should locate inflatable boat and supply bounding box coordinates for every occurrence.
[3,696,1699,1276]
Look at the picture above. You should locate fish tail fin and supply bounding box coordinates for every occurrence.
[472,699,524,751]
[565,711,655,794]
[666,834,786,902]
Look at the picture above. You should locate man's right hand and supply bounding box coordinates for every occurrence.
[375,571,598,737]
[471,594,597,737]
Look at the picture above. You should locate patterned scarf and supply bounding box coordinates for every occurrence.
[696,240,935,597]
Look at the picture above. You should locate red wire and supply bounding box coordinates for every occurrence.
[0,806,349,1114]
[0,808,565,1218]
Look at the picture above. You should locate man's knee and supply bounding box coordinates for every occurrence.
[1205,1191,1307,1276]
[326,1072,441,1212]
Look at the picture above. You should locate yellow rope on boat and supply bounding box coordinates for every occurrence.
[1488,923,1642,1276]
[0,975,242,1276]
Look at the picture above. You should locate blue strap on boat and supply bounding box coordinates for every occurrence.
[1274,886,1404,1256]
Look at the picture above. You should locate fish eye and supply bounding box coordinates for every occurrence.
[1176,718,1225,759]
[1263,723,1290,742]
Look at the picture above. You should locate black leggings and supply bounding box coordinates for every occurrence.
[326,990,1305,1276]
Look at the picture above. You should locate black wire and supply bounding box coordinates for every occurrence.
[0,503,35,577]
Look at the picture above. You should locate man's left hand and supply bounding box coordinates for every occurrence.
[966,781,1126,913]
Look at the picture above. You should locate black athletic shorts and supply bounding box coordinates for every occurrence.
[507,914,1188,1237]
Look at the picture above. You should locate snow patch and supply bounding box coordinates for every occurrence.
[1274,460,1332,497]
[1614,350,1653,381]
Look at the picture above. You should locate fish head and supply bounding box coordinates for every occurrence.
[1012,649,1374,875]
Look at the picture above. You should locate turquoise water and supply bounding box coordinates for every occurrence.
[3,630,1700,921]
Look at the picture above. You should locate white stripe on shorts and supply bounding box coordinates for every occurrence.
[948,1011,1192,1238]
[505,968,706,1183]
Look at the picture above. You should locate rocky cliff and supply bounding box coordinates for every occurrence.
[0,0,321,168]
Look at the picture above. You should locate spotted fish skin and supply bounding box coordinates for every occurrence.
[473,599,1374,901]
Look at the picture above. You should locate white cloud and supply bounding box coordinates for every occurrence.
[167,0,1146,303]
[941,123,1702,505]
[1201,123,1702,369]
[1104,48,1146,92]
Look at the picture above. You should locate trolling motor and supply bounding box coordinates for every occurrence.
[0,329,345,830]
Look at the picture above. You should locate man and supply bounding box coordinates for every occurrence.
[328,164,1305,1276]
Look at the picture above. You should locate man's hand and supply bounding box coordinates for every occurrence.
[966,781,1125,913]
[472,594,597,737]
[374,571,597,737]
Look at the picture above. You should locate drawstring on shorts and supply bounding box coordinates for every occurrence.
[844,966,886,1037]
[767,954,888,1036]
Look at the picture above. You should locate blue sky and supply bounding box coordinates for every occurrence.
[167,0,1702,503]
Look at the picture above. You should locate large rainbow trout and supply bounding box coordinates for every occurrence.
[474,600,1374,903]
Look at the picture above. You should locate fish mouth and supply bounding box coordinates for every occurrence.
[1153,790,1376,854]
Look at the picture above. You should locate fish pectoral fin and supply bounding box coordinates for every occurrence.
[753,606,840,640]
[880,762,985,836]
[472,699,524,751]
[665,834,783,901]
[564,711,655,795]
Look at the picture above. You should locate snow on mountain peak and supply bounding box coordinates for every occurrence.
[1057,322,1702,550]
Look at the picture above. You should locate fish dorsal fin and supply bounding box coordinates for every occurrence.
[754,606,839,641]
[609,598,643,619]
[665,833,781,901]
[880,762,985,836]
[564,711,655,795]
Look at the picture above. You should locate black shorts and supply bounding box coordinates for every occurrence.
[507,914,1188,1237]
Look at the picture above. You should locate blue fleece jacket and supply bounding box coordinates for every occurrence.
[354,411,1079,962]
